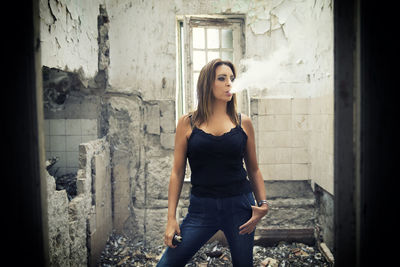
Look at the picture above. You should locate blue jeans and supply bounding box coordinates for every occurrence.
[156,192,256,267]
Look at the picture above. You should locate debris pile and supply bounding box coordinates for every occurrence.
[99,232,331,266]
[53,173,77,200]
[99,233,164,266]
[253,242,330,267]
[46,157,77,200]
[184,240,232,267]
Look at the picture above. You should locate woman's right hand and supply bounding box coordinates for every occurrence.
[164,218,181,248]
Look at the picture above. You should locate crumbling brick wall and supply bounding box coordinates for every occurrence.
[102,94,177,248]
[46,137,111,266]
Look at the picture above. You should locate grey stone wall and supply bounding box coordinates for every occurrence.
[46,171,71,266]
[314,184,334,251]
[102,92,177,248]
[46,138,112,266]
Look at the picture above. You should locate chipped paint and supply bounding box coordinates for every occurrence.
[40,0,100,77]
[39,0,332,99]
[251,19,271,35]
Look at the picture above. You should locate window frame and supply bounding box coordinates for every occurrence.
[176,15,246,119]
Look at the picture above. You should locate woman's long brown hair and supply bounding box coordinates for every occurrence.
[190,58,239,128]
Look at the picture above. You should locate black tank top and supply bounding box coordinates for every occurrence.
[187,113,253,197]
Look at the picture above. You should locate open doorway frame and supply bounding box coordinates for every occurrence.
[334,0,395,266]
[6,0,396,266]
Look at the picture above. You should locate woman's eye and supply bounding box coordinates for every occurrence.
[218,77,225,81]
[231,77,235,82]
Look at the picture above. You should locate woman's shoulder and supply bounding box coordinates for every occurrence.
[238,113,254,137]
[176,113,195,140]
[239,113,252,125]
[177,113,193,128]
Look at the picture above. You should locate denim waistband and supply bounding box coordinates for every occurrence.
[188,191,255,215]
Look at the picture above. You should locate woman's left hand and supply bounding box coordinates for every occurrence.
[238,205,268,235]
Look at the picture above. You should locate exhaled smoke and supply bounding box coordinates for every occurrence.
[231,47,292,94]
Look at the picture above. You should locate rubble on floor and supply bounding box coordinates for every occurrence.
[46,157,77,200]
[99,232,330,266]
[99,232,164,267]
[53,173,77,200]
[253,242,329,267]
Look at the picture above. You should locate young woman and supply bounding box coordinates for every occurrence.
[156,59,269,266]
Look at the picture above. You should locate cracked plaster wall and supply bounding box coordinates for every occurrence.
[223,0,333,99]
[40,0,101,78]
[106,0,332,100]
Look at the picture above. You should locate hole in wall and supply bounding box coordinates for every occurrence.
[46,156,77,201]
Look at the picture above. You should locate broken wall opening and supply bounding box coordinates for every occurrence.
[40,2,113,265]
[46,138,112,266]
[43,66,101,197]
[42,63,113,266]
[42,63,115,266]
[41,0,110,200]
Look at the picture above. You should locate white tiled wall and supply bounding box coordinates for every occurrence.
[255,97,310,181]
[44,119,98,175]
[309,93,334,194]
[254,96,334,194]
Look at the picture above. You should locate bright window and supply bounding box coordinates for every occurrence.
[176,16,244,120]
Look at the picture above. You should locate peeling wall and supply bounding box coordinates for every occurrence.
[40,0,101,78]
[105,0,332,100]
[41,0,110,175]
[105,0,177,100]
[227,0,333,99]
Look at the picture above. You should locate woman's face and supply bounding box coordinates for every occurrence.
[212,64,234,102]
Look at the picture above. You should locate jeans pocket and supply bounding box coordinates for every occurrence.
[239,193,254,210]
[244,192,256,208]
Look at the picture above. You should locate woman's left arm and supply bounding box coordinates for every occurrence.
[239,114,269,235]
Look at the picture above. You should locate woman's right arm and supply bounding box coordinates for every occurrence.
[164,114,191,248]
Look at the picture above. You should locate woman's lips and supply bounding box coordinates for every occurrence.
[226,91,232,96]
